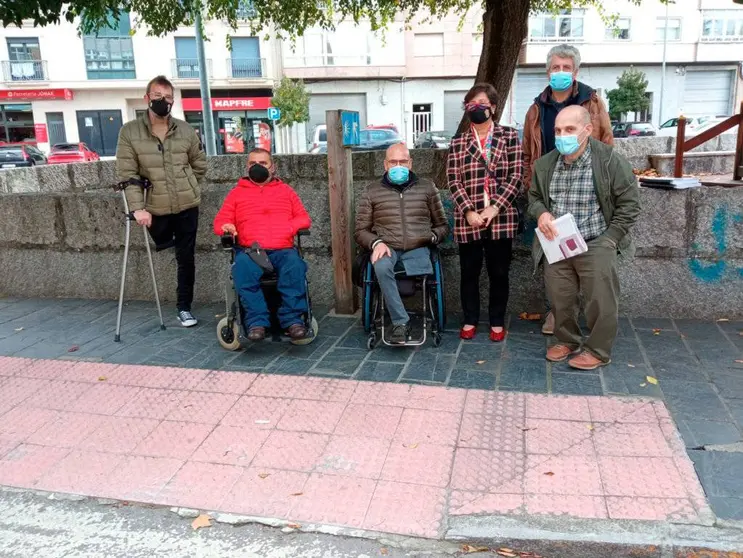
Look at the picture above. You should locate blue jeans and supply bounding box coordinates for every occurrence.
[373,251,409,326]
[233,249,308,329]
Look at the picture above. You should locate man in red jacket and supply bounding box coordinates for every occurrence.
[213,148,312,341]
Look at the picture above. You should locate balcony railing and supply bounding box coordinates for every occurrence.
[227,58,265,78]
[1,60,48,82]
[171,58,213,79]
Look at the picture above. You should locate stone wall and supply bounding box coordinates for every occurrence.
[0,136,742,319]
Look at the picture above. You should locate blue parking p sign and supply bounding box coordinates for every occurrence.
[267,107,281,121]
[341,111,360,146]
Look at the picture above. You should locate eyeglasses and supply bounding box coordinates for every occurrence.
[150,94,174,103]
[386,159,410,166]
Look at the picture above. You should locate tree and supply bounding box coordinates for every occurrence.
[606,67,651,121]
[3,0,656,124]
[270,78,311,128]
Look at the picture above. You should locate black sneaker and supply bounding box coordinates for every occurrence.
[389,324,410,345]
[177,310,198,328]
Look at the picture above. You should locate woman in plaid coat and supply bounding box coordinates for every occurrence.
[446,83,525,342]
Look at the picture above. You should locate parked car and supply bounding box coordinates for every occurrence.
[689,116,737,136]
[308,124,327,153]
[366,123,400,135]
[613,122,656,138]
[351,129,403,152]
[0,144,47,169]
[47,143,100,164]
[657,116,713,137]
[414,131,453,149]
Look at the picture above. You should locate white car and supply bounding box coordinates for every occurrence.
[657,116,714,137]
[308,125,327,153]
[689,116,737,136]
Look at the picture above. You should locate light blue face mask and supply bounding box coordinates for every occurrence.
[555,135,580,155]
[550,71,574,92]
[387,166,410,185]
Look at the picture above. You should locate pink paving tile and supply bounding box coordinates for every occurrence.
[334,404,403,439]
[222,467,309,518]
[157,461,242,510]
[133,421,214,460]
[104,365,208,390]
[351,382,465,412]
[350,382,420,408]
[393,408,460,447]
[593,423,673,458]
[289,473,376,528]
[18,359,78,381]
[0,406,58,443]
[0,377,50,409]
[458,413,524,453]
[659,420,689,456]
[80,416,160,454]
[248,375,357,402]
[525,419,595,456]
[193,371,257,395]
[191,424,270,466]
[0,444,70,487]
[68,384,142,415]
[0,440,17,460]
[671,453,710,512]
[652,401,673,422]
[606,496,698,522]
[525,394,591,421]
[599,456,689,499]
[363,481,446,538]
[103,455,184,502]
[314,435,391,479]
[451,449,525,493]
[464,391,526,418]
[26,411,103,448]
[39,449,125,496]
[277,400,346,434]
[115,388,186,420]
[524,455,603,496]
[0,356,34,377]
[24,381,93,411]
[587,397,658,424]
[220,396,291,429]
[450,491,524,515]
[381,442,454,488]
[165,391,239,424]
[252,430,329,472]
[526,494,608,519]
[60,362,121,383]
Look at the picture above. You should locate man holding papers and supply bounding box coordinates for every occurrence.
[528,106,640,370]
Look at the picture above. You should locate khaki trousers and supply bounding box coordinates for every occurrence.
[543,237,619,362]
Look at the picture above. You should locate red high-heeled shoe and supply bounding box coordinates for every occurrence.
[460,326,477,340]
[490,328,507,343]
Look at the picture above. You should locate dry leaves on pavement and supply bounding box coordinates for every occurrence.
[191,514,213,530]
[646,376,659,385]
[652,329,661,335]
[459,544,543,557]
[518,312,542,321]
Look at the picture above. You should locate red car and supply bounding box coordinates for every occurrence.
[47,143,100,164]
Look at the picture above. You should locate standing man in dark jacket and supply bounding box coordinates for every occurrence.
[522,44,614,336]
[115,75,207,327]
[355,143,449,344]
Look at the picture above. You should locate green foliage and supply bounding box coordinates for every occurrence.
[270,78,311,127]
[606,67,651,120]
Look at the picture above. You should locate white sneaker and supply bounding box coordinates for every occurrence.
[178,310,198,328]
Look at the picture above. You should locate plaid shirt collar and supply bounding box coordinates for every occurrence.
[559,142,592,169]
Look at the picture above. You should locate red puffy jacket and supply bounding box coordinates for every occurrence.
[213,177,311,250]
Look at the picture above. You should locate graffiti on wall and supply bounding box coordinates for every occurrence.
[687,205,743,283]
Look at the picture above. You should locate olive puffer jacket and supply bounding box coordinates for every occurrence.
[115,113,207,216]
[355,172,449,252]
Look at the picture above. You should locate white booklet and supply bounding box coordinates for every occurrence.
[535,213,588,265]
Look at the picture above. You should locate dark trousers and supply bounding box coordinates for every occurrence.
[458,235,513,327]
[233,249,308,329]
[148,207,198,312]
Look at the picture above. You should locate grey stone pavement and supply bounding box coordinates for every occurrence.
[1,296,743,522]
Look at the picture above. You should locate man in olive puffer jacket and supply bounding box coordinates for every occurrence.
[115,75,207,328]
[355,143,449,344]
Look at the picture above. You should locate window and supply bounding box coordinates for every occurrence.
[236,0,257,20]
[701,10,743,42]
[605,17,631,41]
[5,37,45,81]
[83,12,136,79]
[288,28,372,67]
[529,9,585,42]
[472,33,483,55]
[655,17,682,42]
[230,37,262,77]
[413,33,444,57]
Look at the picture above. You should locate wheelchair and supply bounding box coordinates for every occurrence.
[357,247,446,350]
[216,230,318,350]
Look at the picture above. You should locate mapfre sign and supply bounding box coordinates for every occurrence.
[181,97,273,111]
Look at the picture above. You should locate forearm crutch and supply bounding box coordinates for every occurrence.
[113,179,166,342]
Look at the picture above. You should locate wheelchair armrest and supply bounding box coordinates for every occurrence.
[297,229,310,237]
[220,233,236,250]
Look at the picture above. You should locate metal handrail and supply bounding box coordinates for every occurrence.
[1,60,48,82]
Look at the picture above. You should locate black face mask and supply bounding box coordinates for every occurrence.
[248,164,270,184]
[149,98,172,118]
[468,107,491,125]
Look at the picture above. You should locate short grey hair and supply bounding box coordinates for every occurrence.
[546,44,581,71]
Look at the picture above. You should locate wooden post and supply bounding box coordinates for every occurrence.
[734,101,743,181]
[674,115,686,178]
[326,110,356,315]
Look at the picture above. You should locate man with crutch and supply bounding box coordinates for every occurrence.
[114,75,207,336]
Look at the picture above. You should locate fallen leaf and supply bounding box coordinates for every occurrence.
[497,549,518,558]
[286,523,301,529]
[518,312,542,321]
[68,345,79,353]
[587,424,594,431]
[653,329,661,335]
[98,376,107,382]
[735,360,743,364]
[460,544,490,553]
[543,471,555,477]
[627,364,636,368]
[476,360,486,365]
[191,514,212,530]
[717,318,729,322]
[14,327,23,332]
[403,443,419,449]
[380,548,389,556]
[646,376,658,385]
[258,473,270,479]
[290,492,303,497]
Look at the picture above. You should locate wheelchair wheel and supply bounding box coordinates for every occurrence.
[433,332,442,348]
[366,332,377,350]
[290,316,319,346]
[217,317,241,351]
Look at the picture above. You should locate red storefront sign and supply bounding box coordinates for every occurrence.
[0,89,74,101]
[34,123,48,143]
[181,97,273,111]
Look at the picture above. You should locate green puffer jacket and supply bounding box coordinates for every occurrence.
[115,113,207,216]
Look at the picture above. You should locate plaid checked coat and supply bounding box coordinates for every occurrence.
[446,125,525,244]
